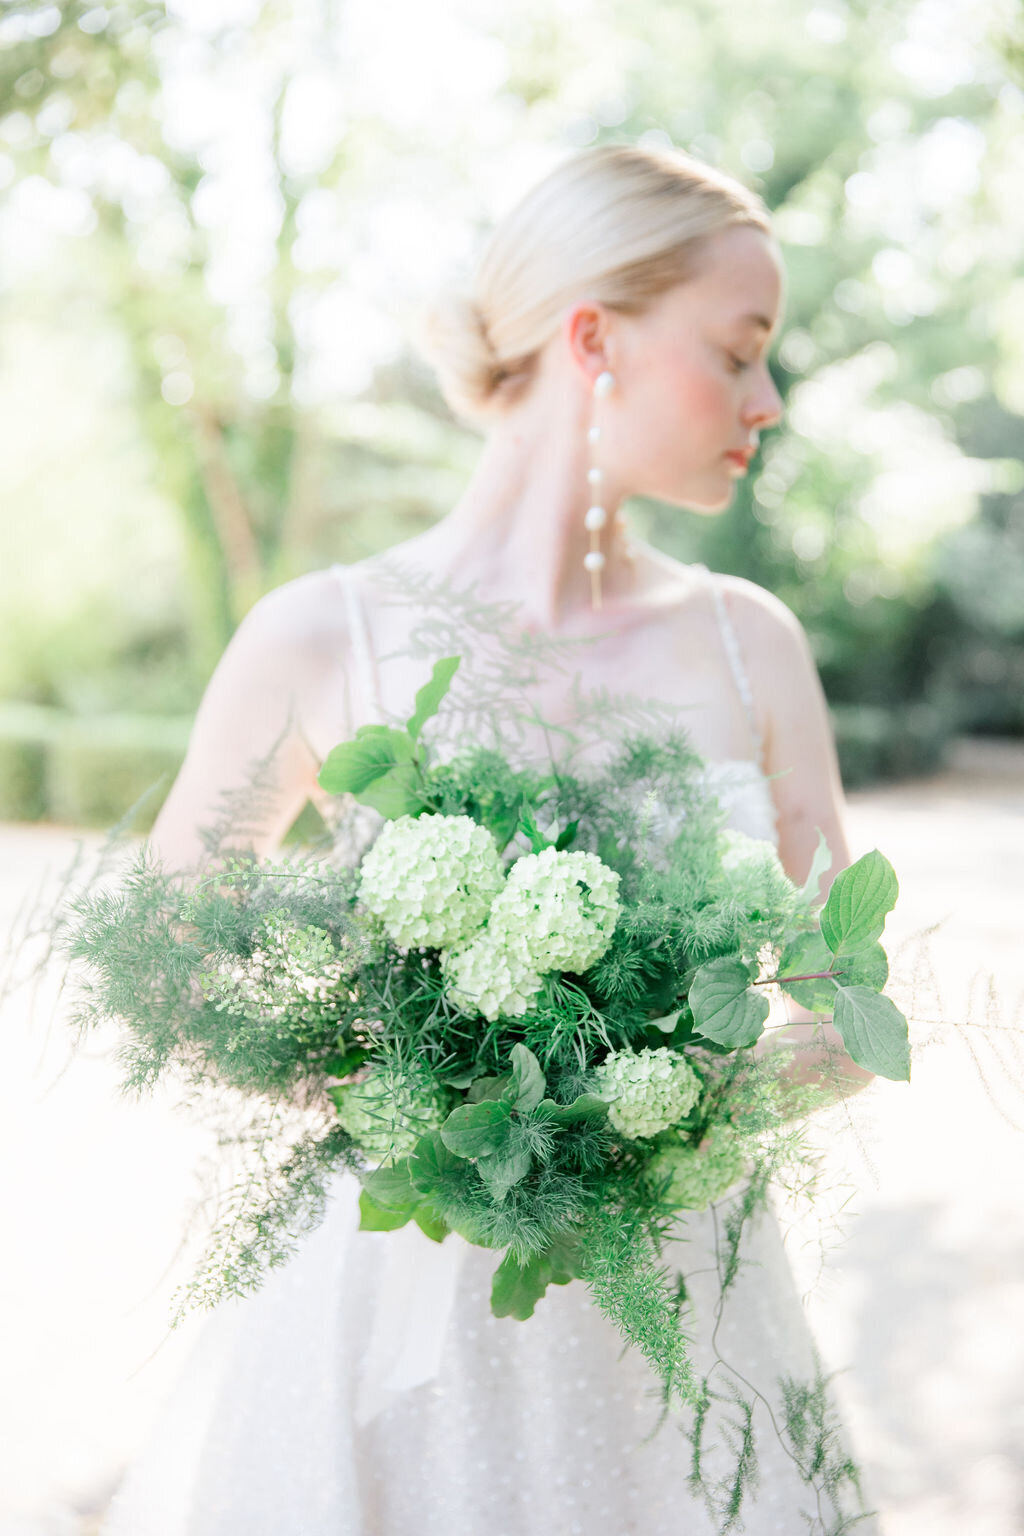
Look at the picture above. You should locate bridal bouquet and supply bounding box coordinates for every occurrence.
[65,653,910,1419]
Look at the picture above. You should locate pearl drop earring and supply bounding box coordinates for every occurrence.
[584,369,615,610]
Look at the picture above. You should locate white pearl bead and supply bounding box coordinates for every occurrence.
[587,425,601,444]
[583,550,606,573]
[593,370,615,398]
[587,466,602,486]
[584,505,607,531]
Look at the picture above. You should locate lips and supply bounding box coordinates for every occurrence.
[723,450,753,469]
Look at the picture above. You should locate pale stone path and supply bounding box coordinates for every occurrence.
[0,738,1021,1536]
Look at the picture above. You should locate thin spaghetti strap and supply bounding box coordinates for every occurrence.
[696,563,767,773]
[331,563,384,726]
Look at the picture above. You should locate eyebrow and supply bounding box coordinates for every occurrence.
[739,313,774,332]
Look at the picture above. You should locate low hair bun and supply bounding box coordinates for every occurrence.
[414,289,518,422]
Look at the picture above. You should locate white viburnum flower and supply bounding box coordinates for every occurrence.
[486,846,621,975]
[593,1046,702,1141]
[441,929,543,1022]
[357,813,504,949]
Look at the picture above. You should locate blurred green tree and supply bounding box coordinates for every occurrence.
[0,0,1020,793]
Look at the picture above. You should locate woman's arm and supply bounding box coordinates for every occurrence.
[147,575,343,874]
[726,580,876,1098]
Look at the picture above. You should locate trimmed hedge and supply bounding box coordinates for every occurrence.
[0,699,954,831]
[0,704,191,830]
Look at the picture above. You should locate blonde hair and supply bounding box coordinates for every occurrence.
[416,143,773,423]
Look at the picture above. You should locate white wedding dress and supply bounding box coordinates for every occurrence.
[101,566,878,1536]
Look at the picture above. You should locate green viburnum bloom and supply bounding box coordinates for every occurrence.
[357,813,504,949]
[332,1070,451,1160]
[593,1046,703,1140]
[441,930,543,1021]
[648,1124,748,1211]
[717,829,797,906]
[486,846,621,975]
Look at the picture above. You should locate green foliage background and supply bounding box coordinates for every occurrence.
[1,0,1022,821]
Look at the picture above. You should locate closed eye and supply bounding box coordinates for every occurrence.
[726,353,751,373]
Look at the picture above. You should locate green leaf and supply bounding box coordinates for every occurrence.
[821,850,899,958]
[406,656,460,742]
[467,1072,512,1103]
[800,828,833,906]
[476,1142,533,1202]
[409,1129,463,1194]
[356,763,426,819]
[777,932,837,1012]
[554,819,579,851]
[507,1043,546,1112]
[440,1098,514,1159]
[490,1236,581,1320]
[411,1202,449,1243]
[363,1159,418,1209]
[359,1190,414,1232]
[534,1093,609,1125]
[832,985,911,1082]
[518,808,551,854]
[323,1046,369,1079]
[317,725,414,795]
[689,957,770,1049]
[832,942,889,991]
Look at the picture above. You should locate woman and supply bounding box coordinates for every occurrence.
[104,144,878,1534]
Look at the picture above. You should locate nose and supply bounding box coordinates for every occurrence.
[745,367,784,431]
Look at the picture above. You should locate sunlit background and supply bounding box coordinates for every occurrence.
[0,0,1022,826]
[1,2,1023,1534]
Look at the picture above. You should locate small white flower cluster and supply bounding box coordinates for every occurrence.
[358,815,622,1022]
[358,813,504,949]
[333,1070,451,1160]
[488,847,621,974]
[593,1046,702,1140]
[441,932,542,1022]
[443,846,621,1021]
[201,912,356,1030]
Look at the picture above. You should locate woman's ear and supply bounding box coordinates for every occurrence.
[563,301,614,389]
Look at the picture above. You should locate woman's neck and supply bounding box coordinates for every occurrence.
[409,366,640,631]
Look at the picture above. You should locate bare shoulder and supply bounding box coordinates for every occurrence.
[710,572,814,692]
[236,567,348,655]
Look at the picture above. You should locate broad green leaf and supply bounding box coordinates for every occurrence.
[363,1159,417,1209]
[467,1072,512,1103]
[776,932,837,1013]
[406,656,460,742]
[507,1043,546,1112]
[833,985,911,1082]
[317,726,414,795]
[534,1093,609,1125]
[832,942,888,992]
[821,850,899,958]
[490,1235,582,1320]
[440,1098,514,1159]
[355,763,426,819]
[412,1202,449,1243]
[359,1190,414,1232]
[476,1142,533,1202]
[409,1129,463,1194]
[689,957,770,1049]
[800,829,833,906]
